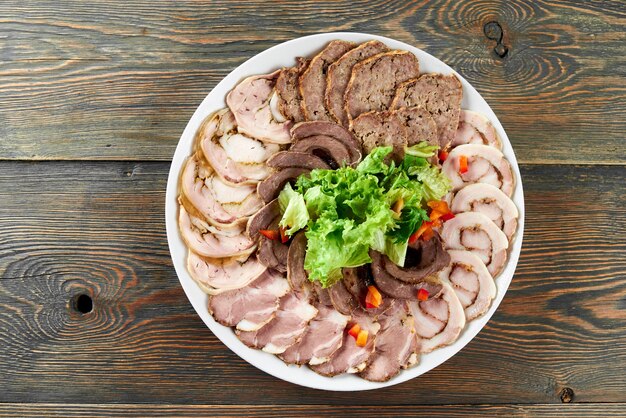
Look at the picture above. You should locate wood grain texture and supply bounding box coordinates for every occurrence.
[0,161,624,405]
[1,403,625,417]
[0,0,624,164]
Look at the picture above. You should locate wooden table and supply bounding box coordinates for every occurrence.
[1,1,624,416]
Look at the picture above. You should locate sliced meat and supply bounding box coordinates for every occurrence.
[394,106,439,147]
[452,109,502,149]
[325,40,389,126]
[327,280,360,315]
[246,199,280,241]
[266,151,331,170]
[370,250,443,299]
[442,144,515,196]
[441,211,509,277]
[198,108,280,184]
[350,110,407,162]
[226,70,293,144]
[287,232,310,294]
[290,135,355,168]
[279,303,349,365]
[342,266,395,317]
[276,57,309,122]
[310,311,381,376]
[344,50,420,125]
[257,167,310,203]
[291,121,363,163]
[438,249,496,321]
[180,155,263,226]
[391,73,463,149]
[178,205,256,258]
[383,232,451,283]
[451,183,519,240]
[359,302,418,382]
[187,251,267,295]
[407,281,466,353]
[237,291,318,354]
[314,282,334,306]
[299,40,355,121]
[208,269,290,331]
[257,217,289,273]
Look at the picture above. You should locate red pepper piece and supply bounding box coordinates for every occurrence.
[259,229,280,241]
[409,221,433,243]
[365,285,382,308]
[438,150,449,162]
[440,212,455,221]
[347,323,360,339]
[279,226,289,244]
[417,288,430,301]
[459,155,469,174]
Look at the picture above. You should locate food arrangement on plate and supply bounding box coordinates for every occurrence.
[174,37,520,383]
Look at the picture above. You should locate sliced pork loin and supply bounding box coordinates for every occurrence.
[299,40,355,121]
[325,40,389,127]
[275,57,310,123]
[442,144,515,196]
[208,270,290,331]
[438,249,495,321]
[407,281,466,353]
[451,183,519,241]
[266,151,331,170]
[291,121,363,164]
[310,310,381,376]
[181,155,263,226]
[383,232,451,284]
[391,74,463,149]
[178,205,256,258]
[226,70,293,144]
[345,50,420,125]
[187,251,267,295]
[247,200,290,273]
[198,108,280,185]
[452,109,502,149]
[441,211,509,277]
[359,302,419,382]
[257,167,310,203]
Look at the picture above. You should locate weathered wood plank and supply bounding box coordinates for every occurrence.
[0,161,624,404]
[0,1,624,163]
[1,403,625,417]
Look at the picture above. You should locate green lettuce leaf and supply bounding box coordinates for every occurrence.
[278,183,309,235]
[405,141,439,158]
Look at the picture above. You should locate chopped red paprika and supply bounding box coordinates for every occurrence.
[259,229,280,240]
[347,323,361,339]
[438,150,449,162]
[409,221,433,243]
[355,329,369,347]
[459,155,469,174]
[365,285,383,309]
[440,212,455,221]
[417,288,430,301]
[279,226,289,244]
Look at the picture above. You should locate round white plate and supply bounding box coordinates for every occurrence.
[165,32,525,391]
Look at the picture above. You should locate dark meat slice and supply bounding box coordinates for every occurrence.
[257,217,289,273]
[394,106,438,147]
[291,121,363,163]
[287,232,309,294]
[325,40,389,127]
[350,110,407,163]
[384,232,451,283]
[344,50,420,125]
[342,266,394,317]
[314,282,334,306]
[266,151,331,170]
[257,167,310,203]
[391,74,463,149]
[327,280,360,315]
[247,199,280,241]
[290,135,355,168]
[299,40,356,121]
[276,57,310,122]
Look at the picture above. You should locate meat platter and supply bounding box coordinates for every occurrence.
[165,33,524,391]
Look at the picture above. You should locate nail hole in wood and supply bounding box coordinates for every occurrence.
[559,387,574,403]
[73,294,93,314]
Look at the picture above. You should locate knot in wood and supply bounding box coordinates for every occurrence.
[559,387,574,403]
[494,44,509,58]
[483,21,503,42]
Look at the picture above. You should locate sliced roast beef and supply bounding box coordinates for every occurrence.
[291,121,362,163]
[299,40,355,121]
[266,151,331,170]
[257,167,310,203]
[391,74,463,149]
[187,251,267,295]
[276,57,310,123]
[325,40,389,127]
[344,50,420,124]
[290,135,355,168]
[383,232,451,283]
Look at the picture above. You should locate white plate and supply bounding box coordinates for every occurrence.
[165,32,525,391]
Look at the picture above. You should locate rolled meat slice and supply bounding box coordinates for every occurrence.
[187,251,267,295]
[178,206,256,258]
[290,135,356,168]
[452,109,502,149]
[407,281,466,353]
[451,183,519,241]
[257,167,310,203]
[199,108,280,185]
[247,200,290,273]
[442,144,514,196]
[266,151,331,170]
[438,249,496,320]
[441,211,509,277]
[226,70,293,144]
[208,269,290,331]
[383,232,451,284]
[275,57,310,123]
[290,121,363,163]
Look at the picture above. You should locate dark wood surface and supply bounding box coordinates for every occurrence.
[0,1,624,416]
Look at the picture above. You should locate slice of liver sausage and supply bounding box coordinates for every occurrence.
[299,40,355,121]
[276,57,309,123]
[325,40,389,127]
[391,74,463,149]
[344,51,420,125]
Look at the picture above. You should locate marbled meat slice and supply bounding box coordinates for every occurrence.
[452,109,502,149]
[276,57,310,122]
[187,251,267,295]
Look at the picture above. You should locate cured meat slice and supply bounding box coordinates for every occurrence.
[345,51,420,124]
[290,135,356,168]
[441,211,509,277]
[310,311,381,376]
[180,155,263,226]
[226,70,293,144]
[359,302,418,382]
[187,251,267,295]
[325,40,389,126]
[291,121,363,163]
[438,249,496,320]
[407,281,466,353]
[208,270,290,331]
[452,110,502,149]
[451,183,519,240]
[394,106,439,147]
[178,206,256,258]
[276,57,310,122]
[442,144,515,196]
[327,280,360,315]
[383,232,451,284]
[266,151,331,170]
[299,40,355,121]
[257,167,310,203]
[391,74,463,149]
